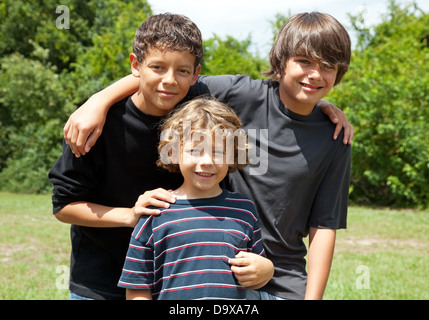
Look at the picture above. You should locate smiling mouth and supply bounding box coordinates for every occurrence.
[195,172,214,177]
[158,90,177,97]
[300,83,323,90]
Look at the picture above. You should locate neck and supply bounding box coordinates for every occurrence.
[173,185,223,200]
[279,91,315,116]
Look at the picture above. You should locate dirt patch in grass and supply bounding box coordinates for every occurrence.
[335,235,427,254]
[0,243,38,263]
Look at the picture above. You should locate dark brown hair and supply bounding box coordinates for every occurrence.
[264,12,351,85]
[133,13,203,70]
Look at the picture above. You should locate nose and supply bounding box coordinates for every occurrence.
[198,151,214,166]
[162,68,177,85]
[308,64,322,79]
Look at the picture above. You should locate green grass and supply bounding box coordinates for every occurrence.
[0,192,70,300]
[324,206,429,300]
[0,192,428,300]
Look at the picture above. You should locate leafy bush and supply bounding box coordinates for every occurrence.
[327,1,429,208]
[0,0,152,193]
[0,54,73,193]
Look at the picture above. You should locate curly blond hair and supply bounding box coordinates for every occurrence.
[157,96,250,173]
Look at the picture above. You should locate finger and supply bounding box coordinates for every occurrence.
[76,128,92,156]
[66,127,82,158]
[136,189,177,208]
[152,188,178,202]
[326,105,339,124]
[68,125,83,158]
[134,207,161,216]
[342,124,350,145]
[70,145,82,158]
[333,122,342,141]
[229,257,249,267]
[63,120,71,144]
[230,265,250,277]
[346,126,354,145]
[341,121,354,145]
[145,198,172,209]
[84,129,102,153]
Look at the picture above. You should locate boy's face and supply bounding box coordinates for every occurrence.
[178,136,229,199]
[130,48,200,116]
[278,57,337,115]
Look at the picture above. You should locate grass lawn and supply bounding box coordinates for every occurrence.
[0,192,428,300]
[324,206,429,299]
[0,192,70,300]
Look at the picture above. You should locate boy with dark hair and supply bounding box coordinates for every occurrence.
[58,12,353,299]
[48,13,204,300]
[188,12,352,300]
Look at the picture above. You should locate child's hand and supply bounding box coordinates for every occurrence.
[64,93,108,158]
[128,188,177,227]
[229,251,274,289]
[318,100,354,145]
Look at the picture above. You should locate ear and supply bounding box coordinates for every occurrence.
[191,64,201,85]
[129,53,140,77]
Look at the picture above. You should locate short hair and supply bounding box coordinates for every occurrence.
[133,13,203,69]
[157,96,250,173]
[264,12,351,85]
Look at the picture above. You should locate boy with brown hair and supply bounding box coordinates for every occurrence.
[59,12,353,299]
[119,96,273,300]
[48,13,204,300]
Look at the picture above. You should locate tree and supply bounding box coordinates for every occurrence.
[0,0,152,193]
[0,54,74,193]
[327,0,429,208]
[201,35,268,79]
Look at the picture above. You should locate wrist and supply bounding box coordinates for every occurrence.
[89,91,110,116]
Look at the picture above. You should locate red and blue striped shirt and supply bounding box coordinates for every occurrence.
[118,189,265,300]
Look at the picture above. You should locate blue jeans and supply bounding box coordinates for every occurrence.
[246,289,285,300]
[70,289,281,300]
[70,291,95,300]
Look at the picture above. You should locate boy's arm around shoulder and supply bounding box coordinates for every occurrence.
[318,100,354,145]
[64,74,139,157]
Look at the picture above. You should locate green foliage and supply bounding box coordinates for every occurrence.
[327,0,429,208]
[0,54,73,193]
[201,35,268,79]
[0,0,152,194]
[73,1,152,87]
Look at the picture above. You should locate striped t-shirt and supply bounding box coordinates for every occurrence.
[118,189,265,300]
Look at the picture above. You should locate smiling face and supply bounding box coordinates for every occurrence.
[278,56,338,115]
[130,48,200,116]
[176,136,230,199]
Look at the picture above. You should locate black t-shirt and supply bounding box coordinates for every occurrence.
[49,97,183,299]
[187,75,351,299]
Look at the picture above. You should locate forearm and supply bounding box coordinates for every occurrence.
[126,289,152,300]
[305,227,336,300]
[94,74,139,110]
[55,202,133,228]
